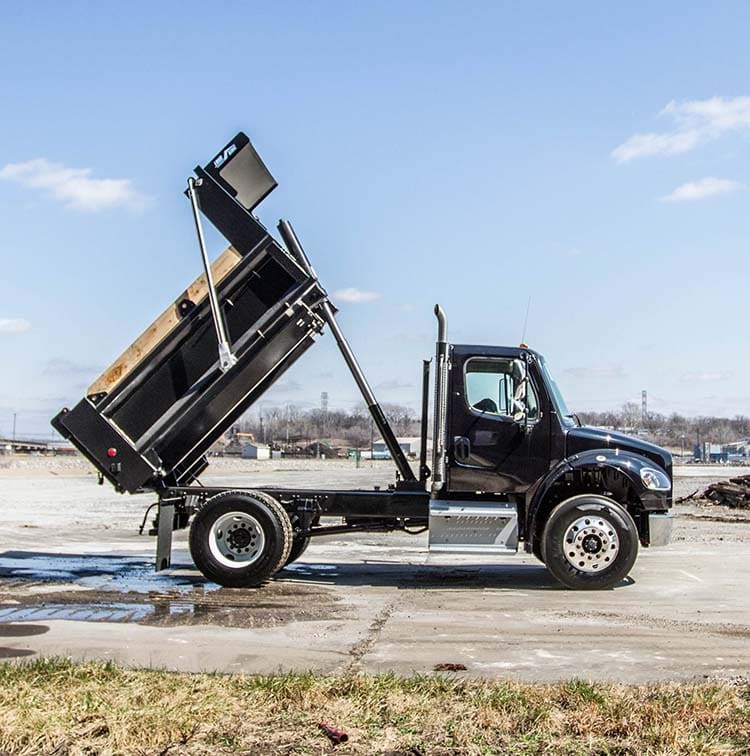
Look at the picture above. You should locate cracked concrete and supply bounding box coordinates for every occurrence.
[0,460,748,682]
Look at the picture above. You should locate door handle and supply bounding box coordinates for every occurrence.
[454,436,471,462]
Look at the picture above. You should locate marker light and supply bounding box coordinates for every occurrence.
[107,448,117,458]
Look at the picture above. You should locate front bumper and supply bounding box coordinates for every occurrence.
[648,513,673,547]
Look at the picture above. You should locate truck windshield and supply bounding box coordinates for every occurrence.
[539,359,576,427]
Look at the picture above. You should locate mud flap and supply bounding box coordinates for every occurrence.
[156,502,174,571]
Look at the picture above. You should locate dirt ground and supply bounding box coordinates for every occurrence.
[0,456,748,683]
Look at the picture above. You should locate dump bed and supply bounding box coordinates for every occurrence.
[53,134,327,493]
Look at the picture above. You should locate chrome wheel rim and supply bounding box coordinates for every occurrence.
[208,511,265,568]
[563,514,619,573]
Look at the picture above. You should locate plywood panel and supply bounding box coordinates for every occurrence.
[88,246,243,397]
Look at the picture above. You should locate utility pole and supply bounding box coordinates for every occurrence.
[641,390,648,428]
[12,412,17,442]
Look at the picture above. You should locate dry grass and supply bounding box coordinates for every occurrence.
[0,659,747,754]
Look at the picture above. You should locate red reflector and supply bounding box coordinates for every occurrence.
[107,448,117,458]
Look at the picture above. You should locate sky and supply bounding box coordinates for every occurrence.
[1,1,750,438]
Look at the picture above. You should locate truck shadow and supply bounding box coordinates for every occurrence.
[283,561,570,590]
[0,550,635,593]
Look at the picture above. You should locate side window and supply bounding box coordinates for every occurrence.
[465,358,540,420]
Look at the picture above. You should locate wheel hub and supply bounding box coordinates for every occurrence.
[563,515,619,573]
[208,511,265,568]
[582,534,602,553]
[227,528,252,550]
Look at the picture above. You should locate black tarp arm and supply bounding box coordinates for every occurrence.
[278,219,417,483]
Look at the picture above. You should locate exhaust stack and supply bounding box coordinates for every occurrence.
[431,305,449,497]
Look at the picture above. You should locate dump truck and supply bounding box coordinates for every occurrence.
[52,132,673,590]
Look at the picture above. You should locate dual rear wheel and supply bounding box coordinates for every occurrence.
[189,491,307,588]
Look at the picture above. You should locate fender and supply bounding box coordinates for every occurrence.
[527,449,671,535]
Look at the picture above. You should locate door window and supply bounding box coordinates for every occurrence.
[464,358,538,420]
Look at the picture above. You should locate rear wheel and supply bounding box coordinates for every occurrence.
[541,494,638,590]
[284,535,311,567]
[189,490,292,587]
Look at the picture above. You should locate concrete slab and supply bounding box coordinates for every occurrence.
[0,460,748,682]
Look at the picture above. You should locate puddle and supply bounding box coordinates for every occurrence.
[284,563,340,577]
[0,603,154,623]
[0,582,349,628]
[0,551,350,629]
[0,552,216,594]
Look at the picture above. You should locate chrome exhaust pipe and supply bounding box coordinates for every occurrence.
[431,305,449,497]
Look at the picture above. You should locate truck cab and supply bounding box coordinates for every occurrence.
[430,333,673,588]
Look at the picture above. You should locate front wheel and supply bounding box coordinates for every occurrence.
[189,490,292,588]
[541,495,638,590]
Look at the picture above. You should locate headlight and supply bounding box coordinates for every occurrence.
[640,467,671,491]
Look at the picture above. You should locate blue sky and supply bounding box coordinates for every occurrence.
[2,1,750,437]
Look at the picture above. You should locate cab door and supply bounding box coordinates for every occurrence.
[447,347,550,495]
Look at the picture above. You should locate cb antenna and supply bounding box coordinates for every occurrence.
[520,296,532,345]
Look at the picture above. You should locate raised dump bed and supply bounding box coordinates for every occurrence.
[53,135,327,493]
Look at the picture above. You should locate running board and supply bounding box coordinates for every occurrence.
[428,501,518,553]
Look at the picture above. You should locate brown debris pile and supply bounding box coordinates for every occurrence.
[701,475,750,509]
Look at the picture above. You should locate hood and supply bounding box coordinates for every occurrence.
[566,426,672,473]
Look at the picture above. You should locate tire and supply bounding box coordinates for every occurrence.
[531,540,545,565]
[284,535,311,567]
[541,494,638,590]
[189,490,292,588]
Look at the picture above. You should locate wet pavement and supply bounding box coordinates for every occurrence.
[0,462,748,681]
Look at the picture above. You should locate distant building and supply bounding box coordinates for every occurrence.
[241,442,271,460]
[372,437,427,459]
[720,439,750,463]
[693,443,728,463]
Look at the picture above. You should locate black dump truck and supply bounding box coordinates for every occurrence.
[52,132,673,590]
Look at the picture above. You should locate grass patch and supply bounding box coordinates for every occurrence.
[0,658,747,754]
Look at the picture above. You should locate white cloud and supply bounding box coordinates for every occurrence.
[0,318,31,334]
[0,158,150,212]
[681,370,732,383]
[333,287,380,303]
[661,177,742,202]
[612,96,750,163]
[375,379,414,391]
[43,358,100,376]
[563,365,627,381]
